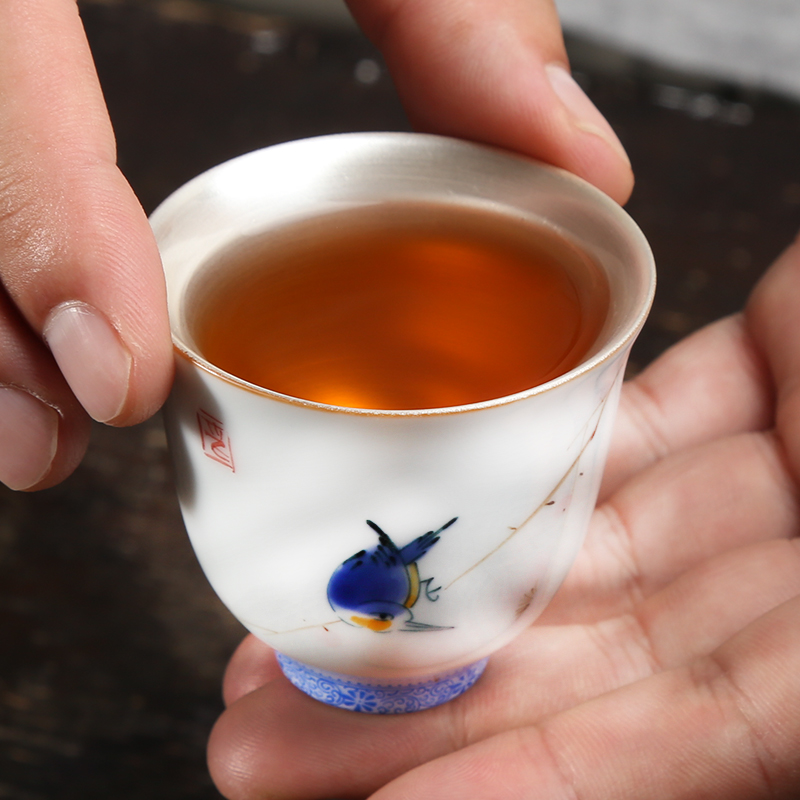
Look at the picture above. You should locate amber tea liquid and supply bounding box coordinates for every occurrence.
[188,203,610,410]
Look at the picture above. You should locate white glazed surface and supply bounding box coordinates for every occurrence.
[164,346,626,679]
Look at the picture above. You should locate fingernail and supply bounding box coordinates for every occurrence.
[43,302,132,423]
[0,387,59,490]
[546,64,631,167]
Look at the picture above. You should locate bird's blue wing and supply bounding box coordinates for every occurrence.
[399,517,457,565]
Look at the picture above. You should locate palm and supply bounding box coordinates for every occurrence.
[208,249,800,798]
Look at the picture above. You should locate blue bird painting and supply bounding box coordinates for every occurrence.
[327,517,458,632]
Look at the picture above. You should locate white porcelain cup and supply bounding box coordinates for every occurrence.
[153,133,655,714]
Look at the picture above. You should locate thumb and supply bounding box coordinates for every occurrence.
[0,1,173,427]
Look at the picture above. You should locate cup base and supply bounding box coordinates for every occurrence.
[275,653,489,714]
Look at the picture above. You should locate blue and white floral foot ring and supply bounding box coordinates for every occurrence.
[275,653,489,714]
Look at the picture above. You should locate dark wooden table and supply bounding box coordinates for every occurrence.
[2,1,800,797]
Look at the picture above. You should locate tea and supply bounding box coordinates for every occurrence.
[188,202,609,410]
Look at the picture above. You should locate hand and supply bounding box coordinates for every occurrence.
[0,0,631,491]
[207,257,800,797]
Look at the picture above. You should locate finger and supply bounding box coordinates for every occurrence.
[0,289,90,490]
[371,596,800,800]
[208,536,800,800]
[601,314,773,501]
[636,538,800,670]
[546,430,798,624]
[748,237,800,485]
[502,539,800,723]
[222,634,283,707]
[346,0,633,204]
[0,0,172,430]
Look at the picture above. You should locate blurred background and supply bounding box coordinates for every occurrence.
[2,0,800,797]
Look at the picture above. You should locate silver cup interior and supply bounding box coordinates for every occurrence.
[151,132,656,405]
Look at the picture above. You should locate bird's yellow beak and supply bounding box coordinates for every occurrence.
[350,615,392,632]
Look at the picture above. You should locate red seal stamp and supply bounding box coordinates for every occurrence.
[197,409,235,471]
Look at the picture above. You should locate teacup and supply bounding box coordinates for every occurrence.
[152,132,655,713]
